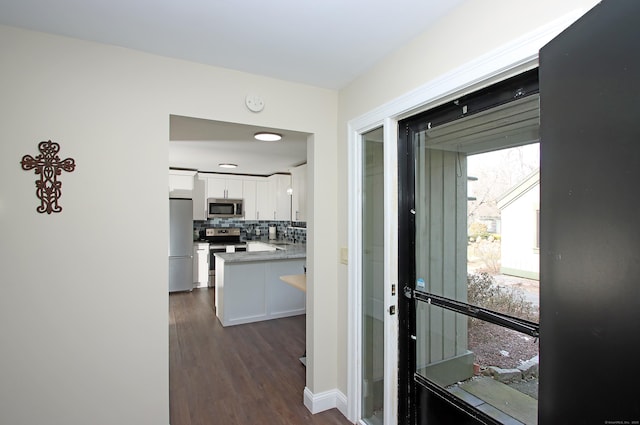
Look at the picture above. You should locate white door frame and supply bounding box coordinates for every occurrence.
[346,9,586,424]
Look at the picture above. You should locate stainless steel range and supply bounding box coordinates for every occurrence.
[202,228,247,285]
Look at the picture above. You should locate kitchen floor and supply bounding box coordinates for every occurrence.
[169,289,351,425]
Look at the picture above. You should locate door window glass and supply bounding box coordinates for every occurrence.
[361,127,385,424]
[401,69,541,425]
[413,140,540,425]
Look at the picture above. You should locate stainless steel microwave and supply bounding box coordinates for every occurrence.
[207,198,244,218]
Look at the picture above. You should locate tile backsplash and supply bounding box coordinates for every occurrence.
[194,219,307,244]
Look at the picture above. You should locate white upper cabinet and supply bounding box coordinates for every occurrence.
[269,174,291,221]
[193,175,207,220]
[290,164,307,222]
[206,176,243,199]
[243,179,258,220]
[196,173,246,220]
[191,172,292,222]
[169,170,196,199]
[207,178,226,199]
[255,180,273,221]
[226,179,243,199]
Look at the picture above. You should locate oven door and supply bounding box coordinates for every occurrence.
[209,245,227,283]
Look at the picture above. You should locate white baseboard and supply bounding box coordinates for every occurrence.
[303,387,349,419]
[335,390,349,419]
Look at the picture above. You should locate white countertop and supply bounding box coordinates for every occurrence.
[215,242,306,263]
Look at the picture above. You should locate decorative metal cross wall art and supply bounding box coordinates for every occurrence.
[21,140,76,214]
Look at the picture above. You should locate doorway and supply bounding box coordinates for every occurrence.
[398,69,541,425]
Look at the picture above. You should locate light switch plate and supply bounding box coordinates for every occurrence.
[340,247,348,265]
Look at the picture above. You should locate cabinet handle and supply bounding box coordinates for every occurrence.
[257,211,259,220]
[274,211,276,220]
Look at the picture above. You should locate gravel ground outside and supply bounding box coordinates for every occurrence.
[463,264,541,400]
[468,321,539,370]
[467,320,540,400]
[466,270,539,369]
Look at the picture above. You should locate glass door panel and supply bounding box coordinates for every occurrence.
[415,300,539,424]
[399,70,541,425]
[412,139,541,425]
[362,127,384,424]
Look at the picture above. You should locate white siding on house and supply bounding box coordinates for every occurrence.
[498,172,540,279]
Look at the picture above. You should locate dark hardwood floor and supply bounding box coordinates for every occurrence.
[169,288,353,425]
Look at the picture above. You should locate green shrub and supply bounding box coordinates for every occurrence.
[467,272,537,323]
[468,238,501,273]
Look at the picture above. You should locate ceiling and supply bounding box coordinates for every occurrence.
[0,0,466,175]
[170,116,309,176]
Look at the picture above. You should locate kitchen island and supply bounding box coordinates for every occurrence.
[214,242,306,327]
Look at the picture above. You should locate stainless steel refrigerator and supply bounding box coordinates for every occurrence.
[169,198,193,292]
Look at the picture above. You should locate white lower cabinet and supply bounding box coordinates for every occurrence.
[266,260,306,317]
[193,243,209,288]
[215,258,306,327]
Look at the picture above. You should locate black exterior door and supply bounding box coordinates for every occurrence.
[399,1,640,424]
[398,70,541,425]
[538,1,640,423]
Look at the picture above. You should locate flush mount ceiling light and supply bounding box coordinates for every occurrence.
[254,132,282,142]
[218,163,237,169]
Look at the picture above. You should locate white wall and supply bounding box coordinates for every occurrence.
[336,0,599,399]
[0,25,338,425]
